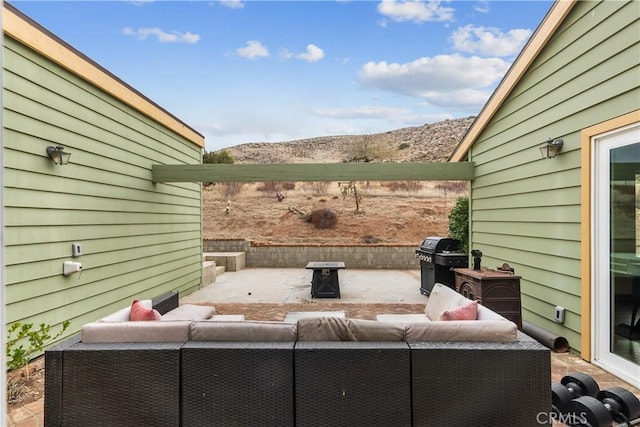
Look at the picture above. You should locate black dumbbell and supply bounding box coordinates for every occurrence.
[552,373,600,415]
[564,387,640,427]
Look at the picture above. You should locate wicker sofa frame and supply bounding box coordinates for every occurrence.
[45,291,551,426]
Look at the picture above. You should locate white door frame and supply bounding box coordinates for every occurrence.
[591,122,640,388]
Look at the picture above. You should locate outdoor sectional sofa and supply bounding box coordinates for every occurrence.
[45,285,551,426]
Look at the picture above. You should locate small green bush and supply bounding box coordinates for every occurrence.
[448,196,469,254]
[203,149,235,164]
[6,320,68,403]
[398,142,410,150]
[6,320,70,372]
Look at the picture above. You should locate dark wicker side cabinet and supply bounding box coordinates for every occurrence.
[453,268,522,330]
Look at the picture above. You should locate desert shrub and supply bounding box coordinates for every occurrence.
[309,208,338,229]
[282,182,296,191]
[343,132,394,162]
[256,181,286,196]
[362,235,383,243]
[384,181,423,195]
[257,152,287,164]
[436,181,468,194]
[404,181,423,194]
[381,181,398,191]
[305,181,330,196]
[257,181,294,195]
[398,142,410,150]
[216,182,244,199]
[448,196,469,254]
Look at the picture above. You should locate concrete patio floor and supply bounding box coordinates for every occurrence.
[8,267,640,426]
[181,268,427,305]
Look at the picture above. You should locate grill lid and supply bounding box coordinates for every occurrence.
[418,237,461,254]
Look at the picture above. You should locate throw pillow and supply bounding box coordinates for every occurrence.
[130,300,161,321]
[438,300,478,321]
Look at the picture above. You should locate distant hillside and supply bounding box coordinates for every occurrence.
[221,116,475,164]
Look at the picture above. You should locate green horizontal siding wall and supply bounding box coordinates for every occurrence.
[3,35,203,338]
[468,0,639,352]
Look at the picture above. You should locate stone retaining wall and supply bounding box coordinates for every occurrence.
[203,239,419,269]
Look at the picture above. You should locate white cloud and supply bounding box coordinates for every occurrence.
[235,40,269,59]
[311,105,411,121]
[122,27,200,44]
[279,48,294,60]
[126,0,155,6]
[420,88,494,110]
[296,44,325,62]
[451,25,532,57]
[358,54,509,110]
[377,0,455,24]
[279,45,325,62]
[474,0,490,14]
[219,0,244,9]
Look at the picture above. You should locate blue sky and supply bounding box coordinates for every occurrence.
[13,0,554,151]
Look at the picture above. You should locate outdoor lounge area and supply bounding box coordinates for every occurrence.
[32,268,640,427]
[5,1,640,426]
[45,284,548,426]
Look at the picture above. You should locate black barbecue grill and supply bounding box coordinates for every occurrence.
[415,236,468,295]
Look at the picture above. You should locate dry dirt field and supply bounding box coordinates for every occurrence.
[203,181,467,245]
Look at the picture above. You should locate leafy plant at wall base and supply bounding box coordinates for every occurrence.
[448,196,469,254]
[6,320,70,402]
[6,321,70,372]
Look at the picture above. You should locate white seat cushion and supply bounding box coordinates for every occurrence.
[376,314,430,323]
[190,320,297,342]
[161,304,215,321]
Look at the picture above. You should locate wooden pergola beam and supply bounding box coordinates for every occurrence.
[152,162,475,183]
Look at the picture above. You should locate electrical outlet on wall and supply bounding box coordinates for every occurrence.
[71,243,82,257]
[554,306,565,324]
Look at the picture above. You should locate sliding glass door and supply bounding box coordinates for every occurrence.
[593,123,639,388]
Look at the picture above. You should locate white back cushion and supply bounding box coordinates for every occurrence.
[425,284,468,320]
[82,320,191,343]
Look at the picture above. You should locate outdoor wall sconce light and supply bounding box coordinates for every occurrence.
[539,138,564,159]
[46,145,71,165]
